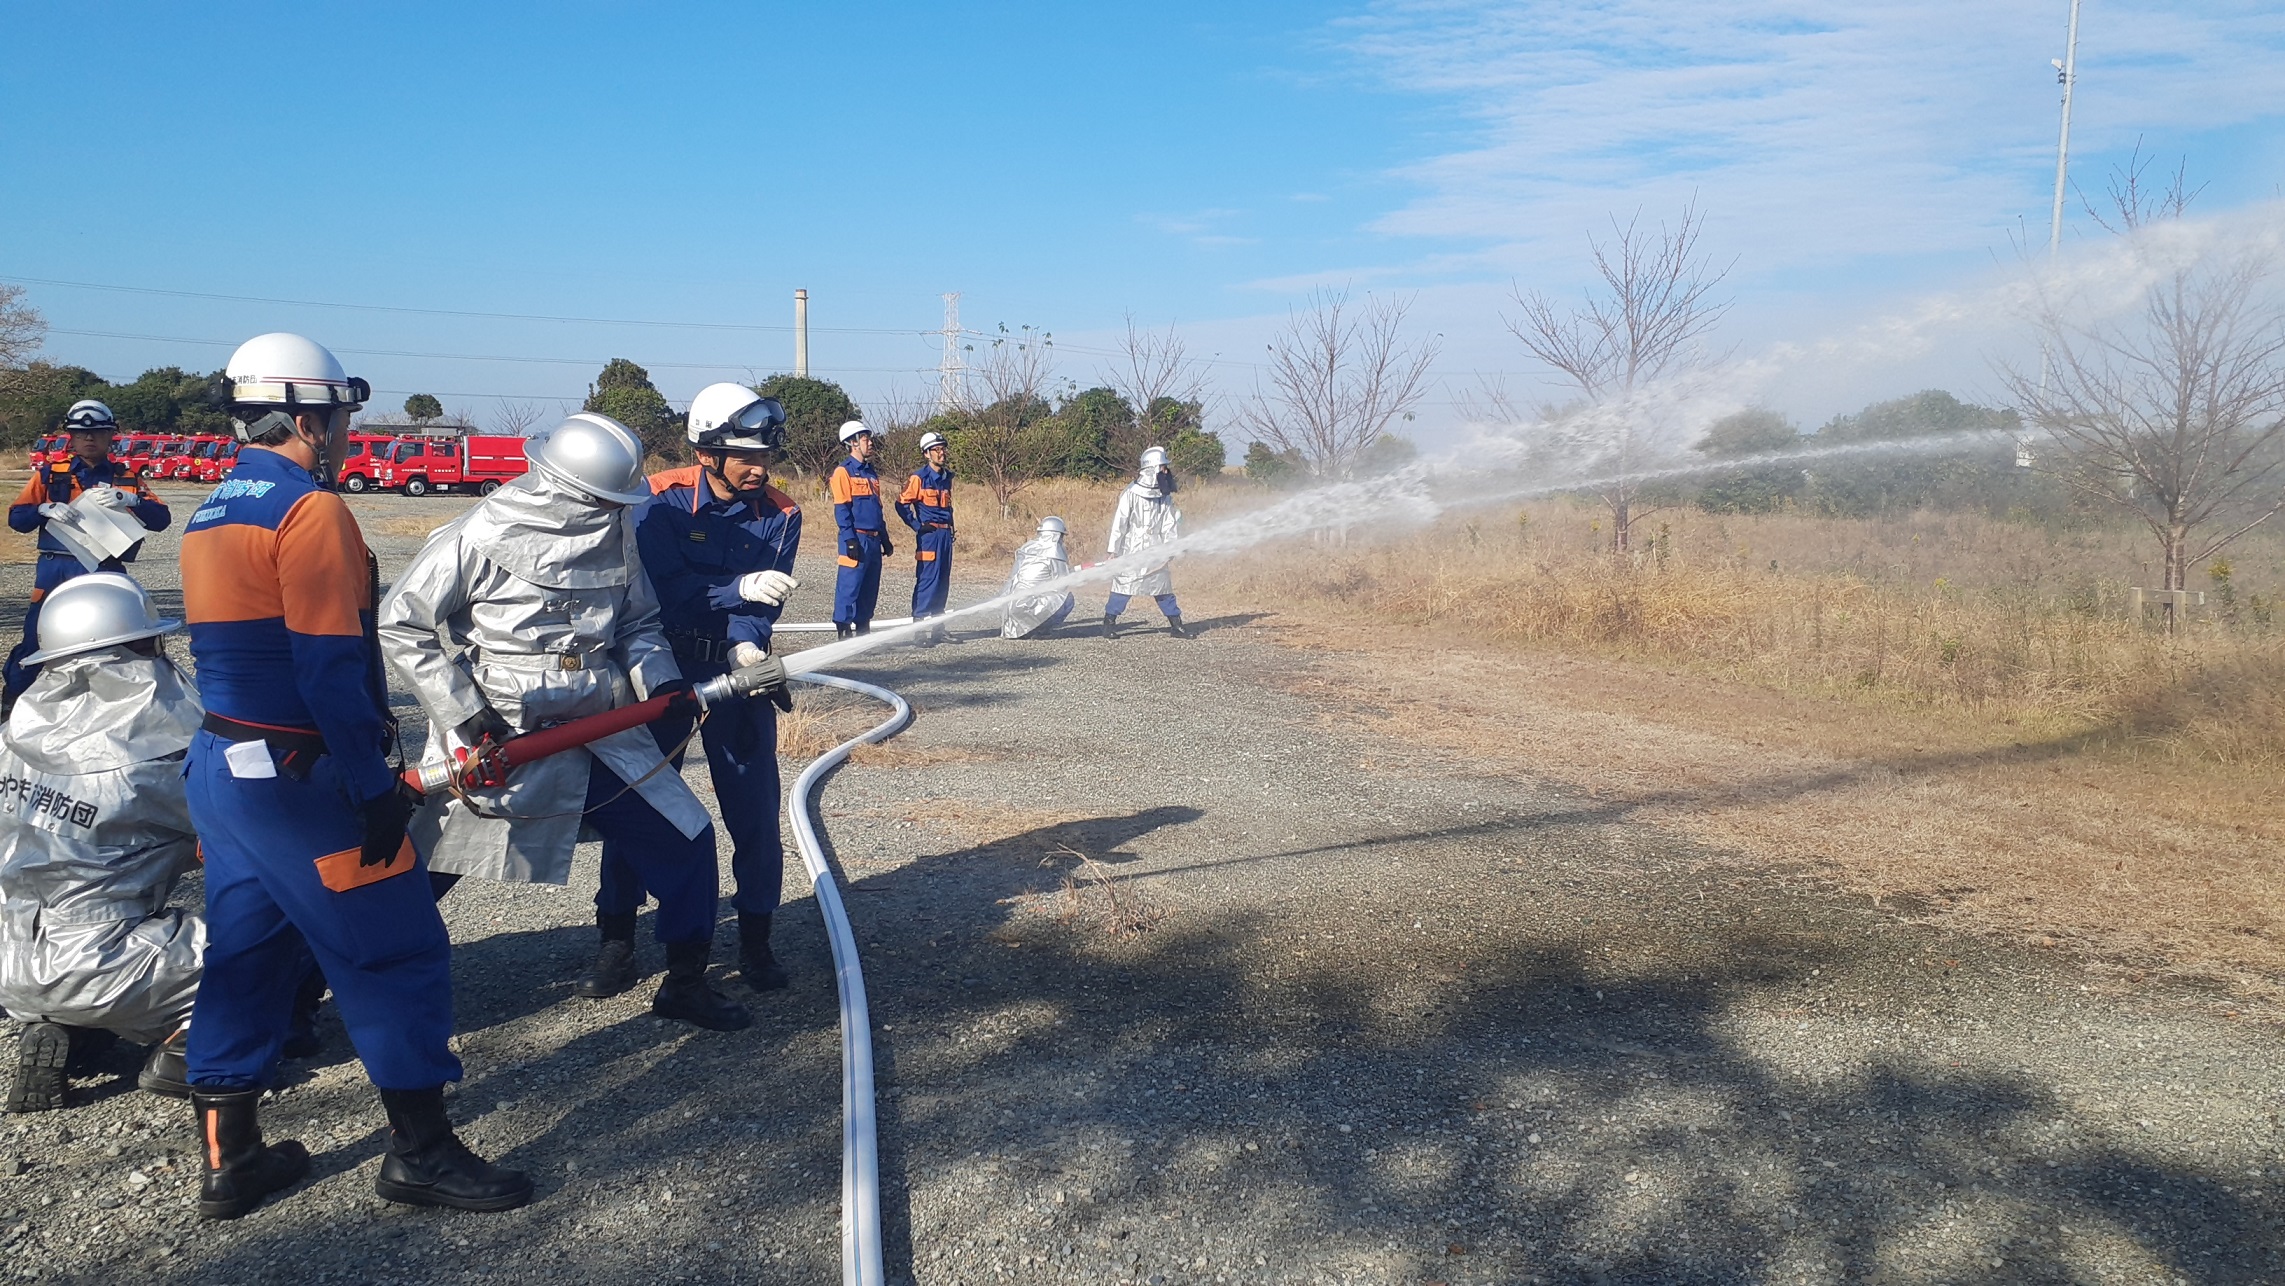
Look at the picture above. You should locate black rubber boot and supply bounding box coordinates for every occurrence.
[651,941,751,1031]
[193,1087,310,1219]
[374,1087,533,1213]
[835,623,853,640]
[1102,615,1121,640]
[738,913,790,991]
[573,913,640,999]
[138,1029,191,1100]
[1166,615,1193,639]
[6,1022,70,1113]
[283,969,326,1060]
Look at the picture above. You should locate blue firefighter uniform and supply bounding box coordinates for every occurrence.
[5,456,170,698]
[896,463,954,619]
[178,447,459,1091]
[616,466,802,920]
[828,455,887,630]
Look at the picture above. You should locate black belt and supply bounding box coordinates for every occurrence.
[666,632,741,665]
[201,713,328,780]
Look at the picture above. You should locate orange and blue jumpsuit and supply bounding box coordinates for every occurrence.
[828,454,887,630]
[179,446,459,1091]
[4,455,169,697]
[895,463,954,619]
[618,467,802,918]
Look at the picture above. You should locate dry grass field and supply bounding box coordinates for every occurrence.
[1184,494,2285,1004]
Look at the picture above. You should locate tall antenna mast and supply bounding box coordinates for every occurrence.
[2048,0,2082,259]
[794,288,810,377]
[937,292,964,412]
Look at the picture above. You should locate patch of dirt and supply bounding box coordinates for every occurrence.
[1244,612,2285,1006]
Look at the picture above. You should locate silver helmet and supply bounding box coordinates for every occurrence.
[525,413,651,505]
[23,572,182,665]
[1037,516,1067,536]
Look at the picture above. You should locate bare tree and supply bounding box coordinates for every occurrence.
[0,284,44,368]
[959,325,1065,517]
[1238,289,1438,481]
[2003,172,2285,597]
[1104,316,1210,445]
[1507,201,1732,553]
[492,400,547,436]
[2080,139,2205,236]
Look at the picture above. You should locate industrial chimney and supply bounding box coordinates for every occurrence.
[794,289,809,378]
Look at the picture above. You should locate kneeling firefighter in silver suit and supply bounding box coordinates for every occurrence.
[0,573,203,1112]
[1001,516,1075,639]
[379,413,773,1031]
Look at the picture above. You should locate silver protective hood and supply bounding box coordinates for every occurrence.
[378,486,706,886]
[1001,534,1073,639]
[6,648,201,774]
[0,648,204,1043]
[455,471,636,590]
[1105,479,1181,599]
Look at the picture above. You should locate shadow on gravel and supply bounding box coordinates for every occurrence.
[842,811,2284,1285]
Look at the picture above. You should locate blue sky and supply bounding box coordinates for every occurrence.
[3,1,2279,438]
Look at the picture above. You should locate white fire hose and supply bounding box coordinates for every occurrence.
[785,668,911,1286]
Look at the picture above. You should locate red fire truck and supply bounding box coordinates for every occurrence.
[335,432,403,494]
[375,434,529,496]
[190,439,240,484]
[166,434,227,480]
[26,435,63,470]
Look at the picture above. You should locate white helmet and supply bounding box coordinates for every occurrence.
[224,333,369,411]
[62,400,117,433]
[1037,516,1067,537]
[919,431,947,452]
[525,413,651,505]
[837,420,871,445]
[1139,446,1169,472]
[23,572,181,665]
[686,382,786,453]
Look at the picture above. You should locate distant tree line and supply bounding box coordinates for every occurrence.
[1687,389,2040,520]
[0,361,234,447]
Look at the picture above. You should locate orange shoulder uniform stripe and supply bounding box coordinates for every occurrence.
[829,466,855,504]
[275,492,371,637]
[180,524,285,624]
[763,482,800,515]
[11,474,47,508]
[649,465,701,495]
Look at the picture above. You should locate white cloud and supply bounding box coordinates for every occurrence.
[1338,1,2285,276]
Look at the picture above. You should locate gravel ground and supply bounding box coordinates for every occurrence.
[1,485,2282,1285]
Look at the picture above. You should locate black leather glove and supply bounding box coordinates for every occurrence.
[457,706,512,746]
[359,782,419,868]
[653,677,696,713]
[843,538,861,560]
[879,532,894,557]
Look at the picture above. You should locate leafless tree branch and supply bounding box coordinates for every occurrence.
[0,284,44,368]
[1237,289,1439,481]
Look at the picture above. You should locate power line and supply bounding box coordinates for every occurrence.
[45,328,941,377]
[3,273,931,337]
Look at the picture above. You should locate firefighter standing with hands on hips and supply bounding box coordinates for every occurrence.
[828,419,889,638]
[379,411,784,1033]
[5,400,171,707]
[603,383,802,998]
[179,333,526,1219]
[896,430,954,643]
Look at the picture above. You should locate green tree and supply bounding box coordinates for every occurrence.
[1693,409,1803,514]
[1354,432,1417,477]
[403,392,444,424]
[1051,386,1134,478]
[1244,440,1305,486]
[756,373,861,480]
[1806,390,2021,517]
[0,361,108,449]
[1167,427,1227,478]
[584,358,679,460]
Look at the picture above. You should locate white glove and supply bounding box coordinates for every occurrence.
[738,570,799,606]
[37,503,71,522]
[731,641,769,669]
[84,484,136,511]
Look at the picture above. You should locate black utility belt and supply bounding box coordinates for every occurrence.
[202,713,328,780]
[666,632,743,664]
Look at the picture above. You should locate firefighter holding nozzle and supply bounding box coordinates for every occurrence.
[379,411,785,1034]
[1102,446,1192,639]
[621,383,802,996]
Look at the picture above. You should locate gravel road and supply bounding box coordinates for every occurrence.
[1,485,2281,1285]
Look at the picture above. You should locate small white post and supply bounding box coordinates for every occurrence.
[795,289,810,378]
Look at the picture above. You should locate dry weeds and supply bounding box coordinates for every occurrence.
[1185,503,2285,1001]
[1049,844,1161,938]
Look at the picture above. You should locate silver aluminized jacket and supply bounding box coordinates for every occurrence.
[1105,470,1181,598]
[0,648,203,1044]
[377,473,708,885]
[1001,533,1073,638]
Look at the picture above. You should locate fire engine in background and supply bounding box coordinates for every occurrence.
[375,434,529,496]
[336,432,404,494]
[190,438,239,484]
[27,435,63,470]
[165,434,226,480]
